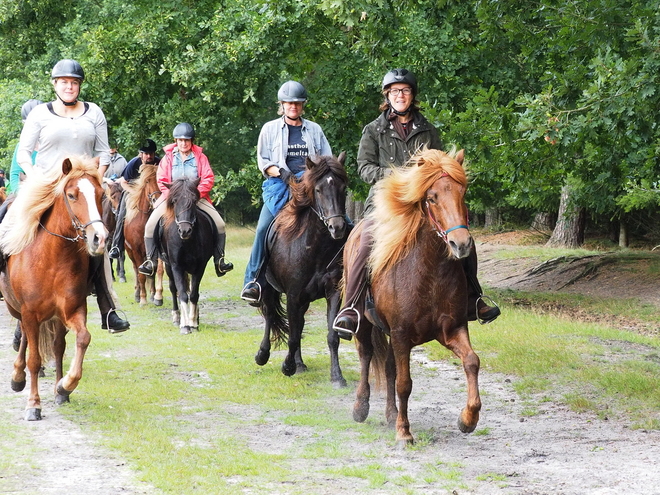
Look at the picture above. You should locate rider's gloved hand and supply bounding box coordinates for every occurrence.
[278,168,293,185]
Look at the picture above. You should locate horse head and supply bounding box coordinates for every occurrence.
[60,157,108,255]
[305,152,348,240]
[164,178,200,240]
[420,149,473,259]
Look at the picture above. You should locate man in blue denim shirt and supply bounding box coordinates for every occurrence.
[241,81,332,304]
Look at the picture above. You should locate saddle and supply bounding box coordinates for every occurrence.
[364,286,391,335]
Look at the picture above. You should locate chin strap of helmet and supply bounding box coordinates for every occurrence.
[56,93,78,107]
[388,100,412,117]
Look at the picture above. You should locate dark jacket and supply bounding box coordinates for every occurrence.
[357,110,443,211]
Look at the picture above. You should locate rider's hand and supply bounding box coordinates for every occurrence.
[278,168,293,185]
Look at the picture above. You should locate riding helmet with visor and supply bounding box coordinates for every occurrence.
[173,122,195,140]
[277,81,308,102]
[51,59,85,81]
[382,68,417,95]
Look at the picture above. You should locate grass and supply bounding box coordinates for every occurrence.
[3,225,660,494]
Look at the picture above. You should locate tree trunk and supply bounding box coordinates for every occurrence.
[484,207,501,230]
[346,193,365,223]
[546,184,585,248]
[531,212,555,232]
[619,221,629,248]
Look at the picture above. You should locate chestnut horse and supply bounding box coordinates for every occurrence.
[256,154,350,387]
[345,148,481,446]
[158,178,214,334]
[123,164,164,306]
[102,180,127,282]
[0,157,107,420]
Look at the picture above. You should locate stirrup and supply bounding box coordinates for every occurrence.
[138,259,155,277]
[333,306,361,336]
[240,281,262,304]
[475,294,501,325]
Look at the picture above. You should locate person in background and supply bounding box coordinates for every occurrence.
[138,123,233,278]
[240,80,332,305]
[107,139,160,260]
[103,146,128,182]
[333,68,500,340]
[12,59,129,333]
[7,99,43,195]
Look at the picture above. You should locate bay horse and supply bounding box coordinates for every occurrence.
[102,180,127,282]
[0,156,107,420]
[158,178,214,334]
[124,164,164,306]
[345,148,481,446]
[256,153,350,387]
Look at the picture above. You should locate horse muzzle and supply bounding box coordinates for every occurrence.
[447,230,473,259]
[327,216,347,240]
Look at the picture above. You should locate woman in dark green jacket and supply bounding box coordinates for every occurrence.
[333,68,500,340]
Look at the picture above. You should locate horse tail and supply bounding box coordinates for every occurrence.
[369,328,390,392]
[260,287,289,345]
[37,319,58,364]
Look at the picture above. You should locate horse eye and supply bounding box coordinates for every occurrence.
[426,197,436,205]
[67,193,76,201]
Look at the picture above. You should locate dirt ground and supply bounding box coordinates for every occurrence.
[2,233,660,494]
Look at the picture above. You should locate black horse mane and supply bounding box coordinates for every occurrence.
[164,178,200,226]
[276,155,347,242]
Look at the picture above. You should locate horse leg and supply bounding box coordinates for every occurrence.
[392,340,415,447]
[21,316,43,421]
[52,322,70,405]
[446,328,481,433]
[132,264,141,303]
[118,253,126,283]
[169,273,180,325]
[282,301,307,376]
[326,293,346,388]
[353,324,373,423]
[174,271,192,334]
[138,272,148,306]
[11,321,27,392]
[385,341,398,427]
[56,315,91,403]
[153,259,164,306]
[188,274,201,331]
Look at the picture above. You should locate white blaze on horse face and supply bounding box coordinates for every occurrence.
[78,177,107,244]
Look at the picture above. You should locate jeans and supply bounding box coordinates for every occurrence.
[243,205,274,285]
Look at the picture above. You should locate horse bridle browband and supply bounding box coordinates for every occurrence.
[40,188,104,243]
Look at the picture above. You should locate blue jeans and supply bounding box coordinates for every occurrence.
[243,205,275,286]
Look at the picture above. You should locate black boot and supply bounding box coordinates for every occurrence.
[463,250,500,324]
[108,195,126,259]
[138,237,157,277]
[214,232,234,277]
[101,310,130,333]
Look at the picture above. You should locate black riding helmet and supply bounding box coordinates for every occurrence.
[382,68,417,95]
[21,99,44,121]
[173,122,195,140]
[277,81,308,102]
[51,59,85,81]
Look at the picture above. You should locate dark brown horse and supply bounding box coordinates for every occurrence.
[0,157,107,420]
[256,153,350,387]
[102,180,127,282]
[345,148,481,446]
[124,165,164,306]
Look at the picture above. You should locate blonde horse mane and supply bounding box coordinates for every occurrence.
[0,156,101,256]
[367,146,468,281]
[125,164,158,223]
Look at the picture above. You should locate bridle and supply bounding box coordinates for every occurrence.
[310,174,346,227]
[40,181,104,243]
[172,197,197,233]
[424,172,469,244]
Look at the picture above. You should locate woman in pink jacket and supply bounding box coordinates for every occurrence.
[138,123,233,277]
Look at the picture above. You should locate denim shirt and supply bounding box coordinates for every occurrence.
[257,116,332,177]
[171,148,198,181]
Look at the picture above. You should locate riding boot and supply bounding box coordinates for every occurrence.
[138,237,158,277]
[332,224,373,341]
[92,255,130,333]
[463,248,500,324]
[108,193,126,259]
[213,232,234,277]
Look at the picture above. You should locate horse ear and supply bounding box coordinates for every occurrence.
[456,149,465,165]
[62,158,73,175]
[163,182,173,190]
[193,178,201,188]
[305,156,317,170]
[337,151,346,166]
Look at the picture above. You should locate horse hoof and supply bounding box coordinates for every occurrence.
[56,380,73,398]
[396,438,414,450]
[119,276,127,283]
[180,327,192,335]
[11,379,26,392]
[281,362,296,377]
[457,417,477,434]
[134,295,141,303]
[296,364,308,374]
[352,403,369,423]
[55,394,70,405]
[255,352,269,366]
[332,378,347,389]
[25,408,42,421]
[154,298,163,307]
